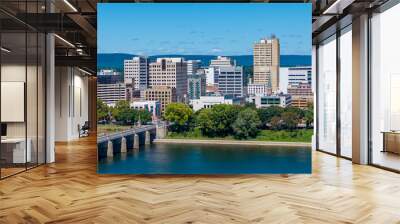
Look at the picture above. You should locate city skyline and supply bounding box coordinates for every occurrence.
[98,3,311,56]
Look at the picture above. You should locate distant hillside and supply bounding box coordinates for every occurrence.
[97,53,311,71]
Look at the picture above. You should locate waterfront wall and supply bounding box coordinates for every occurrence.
[153,139,311,147]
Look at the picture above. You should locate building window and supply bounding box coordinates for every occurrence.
[339,26,352,158]
[370,3,400,171]
[317,35,337,154]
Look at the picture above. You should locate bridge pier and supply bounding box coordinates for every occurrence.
[133,134,139,149]
[121,137,127,153]
[98,125,159,157]
[145,131,151,145]
[156,123,167,139]
[107,140,113,157]
[121,152,127,160]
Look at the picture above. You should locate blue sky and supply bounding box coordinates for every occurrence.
[98,3,311,56]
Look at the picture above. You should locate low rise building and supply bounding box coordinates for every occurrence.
[247,83,272,96]
[247,94,291,108]
[190,96,233,111]
[291,96,313,109]
[130,100,161,118]
[287,83,313,108]
[287,83,313,97]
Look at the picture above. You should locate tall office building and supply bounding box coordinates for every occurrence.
[143,86,177,114]
[98,69,120,76]
[187,73,206,100]
[187,60,201,75]
[97,83,126,105]
[97,70,126,105]
[97,69,123,85]
[253,37,280,92]
[124,56,148,90]
[216,66,243,98]
[148,58,187,102]
[205,56,236,91]
[288,66,312,87]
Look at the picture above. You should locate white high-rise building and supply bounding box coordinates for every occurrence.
[205,67,216,86]
[124,56,148,90]
[279,67,289,94]
[207,56,237,88]
[148,58,188,102]
[187,60,201,75]
[210,56,235,68]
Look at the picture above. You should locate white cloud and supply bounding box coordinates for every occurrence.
[211,48,222,53]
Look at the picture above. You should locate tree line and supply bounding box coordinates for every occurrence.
[164,102,313,140]
[97,99,152,125]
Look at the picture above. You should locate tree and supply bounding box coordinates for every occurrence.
[304,103,314,128]
[97,99,109,122]
[164,103,193,132]
[196,104,239,137]
[111,100,133,125]
[281,111,299,130]
[209,104,239,137]
[284,106,305,120]
[243,102,256,109]
[270,116,282,130]
[196,108,214,136]
[135,109,152,125]
[232,108,261,139]
[257,106,284,127]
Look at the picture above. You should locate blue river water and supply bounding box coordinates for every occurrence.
[97,143,311,174]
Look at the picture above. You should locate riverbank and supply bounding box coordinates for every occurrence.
[166,129,313,143]
[154,138,311,147]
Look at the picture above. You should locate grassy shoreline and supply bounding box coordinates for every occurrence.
[97,124,133,135]
[166,129,313,143]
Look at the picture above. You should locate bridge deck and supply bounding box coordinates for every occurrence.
[97,124,157,143]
